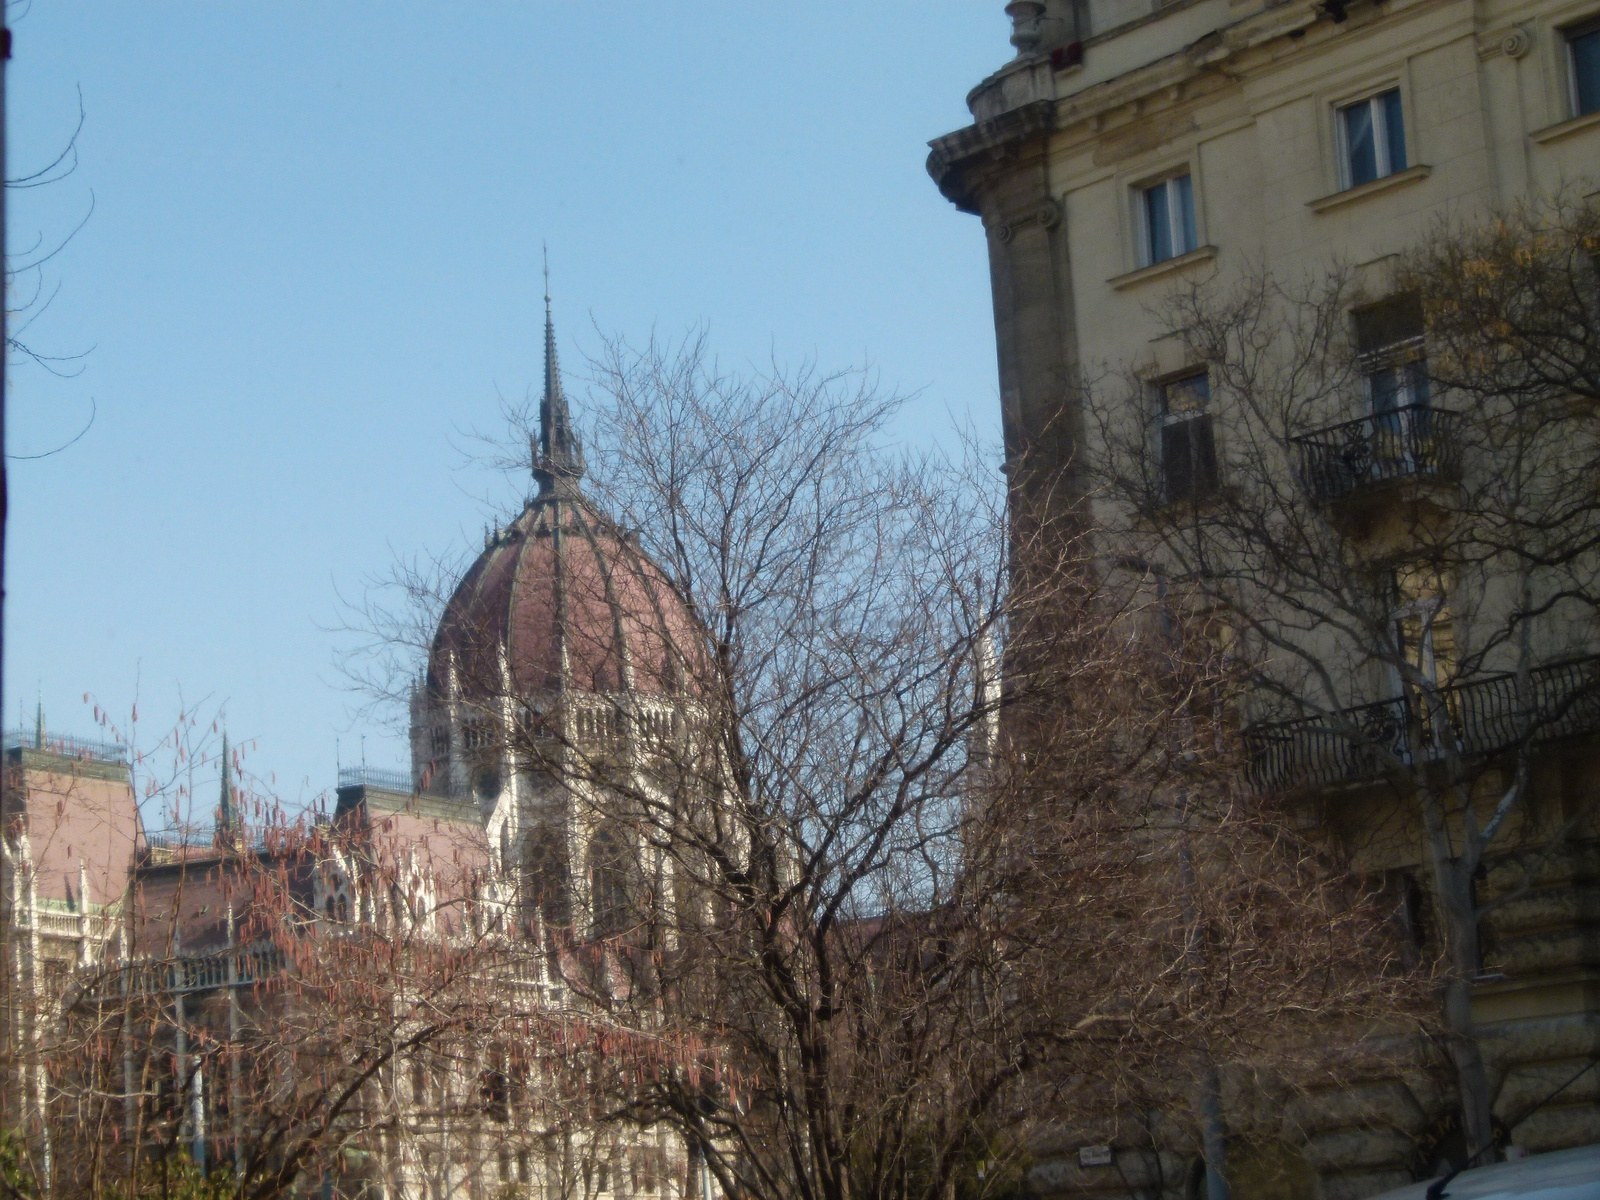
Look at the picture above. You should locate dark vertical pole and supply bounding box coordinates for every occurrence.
[2,3,10,749]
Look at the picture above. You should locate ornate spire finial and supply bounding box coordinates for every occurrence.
[535,246,585,497]
[216,730,242,849]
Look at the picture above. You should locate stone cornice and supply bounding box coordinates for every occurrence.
[927,100,1057,214]
[928,0,1413,214]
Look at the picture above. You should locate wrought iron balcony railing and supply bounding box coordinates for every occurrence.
[338,765,415,793]
[1291,404,1463,504]
[1244,654,1600,793]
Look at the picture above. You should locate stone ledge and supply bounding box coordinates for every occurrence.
[1308,165,1432,214]
[1530,109,1600,146]
[1284,1082,1427,1139]
[1303,1128,1415,1173]
[1107,244,1218,290]
[1513,1105,1600,1153]
[1496,1059,1600,1121]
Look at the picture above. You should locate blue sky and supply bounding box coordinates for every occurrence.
[5,3,1004,822]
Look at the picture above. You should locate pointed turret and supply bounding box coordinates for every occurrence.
[534,249,585,497]
[216,732,242,850]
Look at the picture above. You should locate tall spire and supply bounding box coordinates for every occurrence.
[216,731,241,849]
[535,245,585,497]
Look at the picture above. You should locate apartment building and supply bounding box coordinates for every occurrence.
[931,2,1600,1198]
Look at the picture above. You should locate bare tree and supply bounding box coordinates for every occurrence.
[26,813,711,1200]
[399,331,1423,1200]
[1083,196,1600,1168]
[0,697,712,1200]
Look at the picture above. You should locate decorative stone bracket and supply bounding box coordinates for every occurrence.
[1478,25,1532,60]
[993,197,1062,244]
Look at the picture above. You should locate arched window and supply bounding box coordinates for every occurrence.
[475,768,502,805]
[590,826,632,937]
[321,865,353,925]
[521,825,571,929]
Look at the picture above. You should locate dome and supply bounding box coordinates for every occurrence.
[425,290,699,706]
[427,493,697,701]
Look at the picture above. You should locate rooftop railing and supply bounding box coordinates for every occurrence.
[1244,654,1600,793]
[4,728,128,765]
[139,829,277,861]
[338,765,415,793]
[1291,404,1463,504]
[93,945,288,998]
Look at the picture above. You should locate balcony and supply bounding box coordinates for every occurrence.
[1292,404,1463,505]
[31,903,117,943]
[85,945,289,999]
[1244,655,1600,793]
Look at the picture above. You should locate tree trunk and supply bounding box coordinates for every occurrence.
[1419,786,1496,1166]
[1198,1061,1230,1200]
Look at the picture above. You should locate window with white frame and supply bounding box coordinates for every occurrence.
[1354,294,1429,415]
[1338,89,1407,188]
[1352,294,1435,481]
[1568,18,1600,116]
[1158,371,1218,505]
[1137,173,1197,266]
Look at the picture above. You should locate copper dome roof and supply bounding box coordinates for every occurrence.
[427,493,697,700]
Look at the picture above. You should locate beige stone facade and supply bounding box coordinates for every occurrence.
[932,1,1600,1197]
[933,0,1599,478]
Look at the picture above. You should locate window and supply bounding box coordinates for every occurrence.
[1354,294,1431,460]
[1374,870,1429,972]
[1367,359,1430,415]
[590,827,632,937]
[1339,89,1407,187]
[1158,372,1218,505]
[483,1046,511,1123]
[1138,173,1197,266]
[522,825,571,928]
[1569,19,1600,116]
